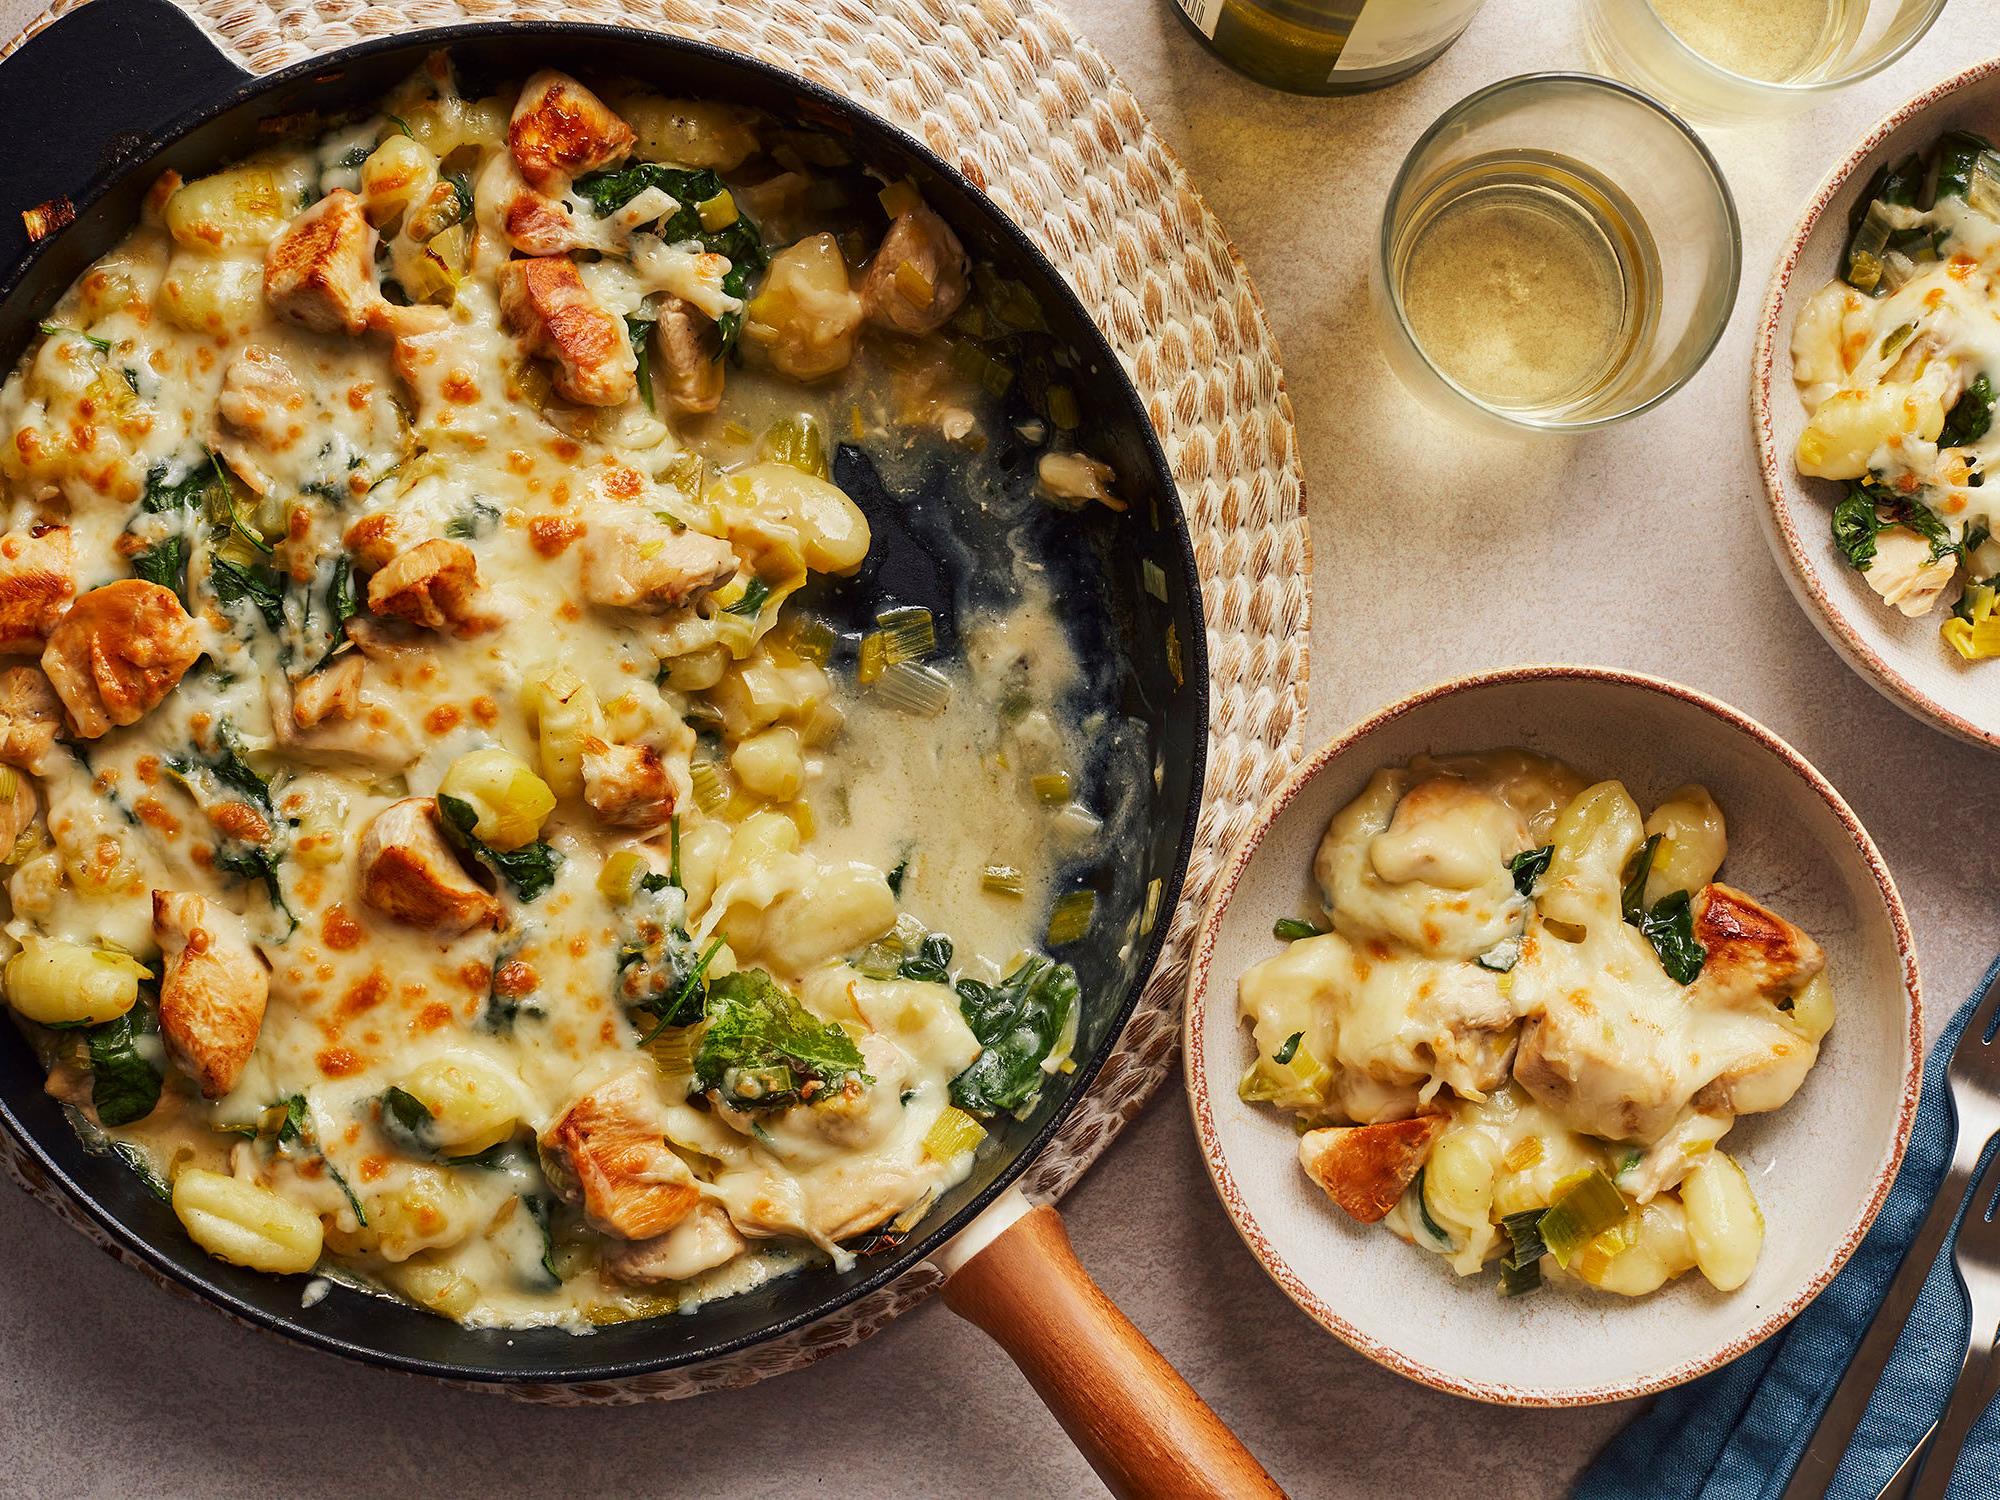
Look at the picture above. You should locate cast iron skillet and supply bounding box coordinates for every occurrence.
[0,1,1275,1492]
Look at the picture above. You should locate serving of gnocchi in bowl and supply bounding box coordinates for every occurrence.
[1755,54,2000,751]
[1184,666,1919,1405]
[0,10,1207,1386]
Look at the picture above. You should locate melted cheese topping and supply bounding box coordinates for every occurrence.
[0,63,1107,1329]
[1238,751,1833,1299]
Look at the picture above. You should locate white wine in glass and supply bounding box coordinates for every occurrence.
[1395,152,1660,416]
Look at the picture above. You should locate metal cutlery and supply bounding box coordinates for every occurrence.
[1905,1139,2000,1500]
[1785,966,2000,1500]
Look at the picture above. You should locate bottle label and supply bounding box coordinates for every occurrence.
[1331,0,1485,72]
[1174,0,1224,39]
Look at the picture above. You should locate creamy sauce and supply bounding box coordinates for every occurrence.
[0,60,1123,1329]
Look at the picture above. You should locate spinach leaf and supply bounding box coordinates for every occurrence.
[1835,481,1970,571]
[39,321,111,352]
[1272,917,1324,941]
[85,1013,162,1126]
[1942,373,1996,448]
[1620,833,1662,923]
[693,969,870,1109]
[1410,1167,1452,1247]
[206,722,272,810]
[524,1193,562,1285]
[436,793,561,902]
[131,535,188,597]
[626,313,656,413]
[109,1140,172,1200]
[446,170,474,222]
[570,163,767,350]
[215,842,295,932]
[1634,888,1706,985]
[140,454,226,514]
[949,955,1079,1117]
[270,1091,366,1226]
[273,1091,310,1147]
[1833,487,1888,570]
[886,859,908,897]
[210,556,286,631]
[443,501,500,540]
[572,162,724,218]
[479,945,544,1036]
[328,554,361,622]
[630,932,724,1043]
[1272,1031,1303,1066]
[378,1085,436,1154]
[897,933,953,985]
[1508,845,1553,898]
[1897,493,1964,563]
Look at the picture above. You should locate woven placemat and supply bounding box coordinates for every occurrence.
[2,0,1311,1401]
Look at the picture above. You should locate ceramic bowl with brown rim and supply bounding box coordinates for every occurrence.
[1183,667,1921,1405]
[1754,55,2000,752]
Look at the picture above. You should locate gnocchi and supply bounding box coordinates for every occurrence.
[173,1169,325,1275]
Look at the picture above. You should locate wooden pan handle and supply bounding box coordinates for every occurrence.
[941,1202,1286,1500]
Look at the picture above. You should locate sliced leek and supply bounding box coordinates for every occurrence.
[981,865,1027,896]
[689,759,729,813]
[1537,1170,1629,1267]
[921,1105,986,1162]
[1045,889,1095,946]
[1031,772,1072,806]
[872,662,951,717]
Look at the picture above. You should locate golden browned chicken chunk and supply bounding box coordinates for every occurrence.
[1297,1114,1448,1224]
[265,189,381,335]
[0,525,73,657]
[1690,884,1827,1009]
[602,1202,746,1285]
[366,538,488,636]
[357,796,501,934]
[41,580,200,738]
[579,512,736,610]
[0,772,37,852]
[507,70,635,194]
[499,256,636,407]
[290,655,363,728]
[216,345,308,452]
[153,890,270,1098]
[652,298,724,414]
[540,1066,701,1240]
[580,737,674,831]
[859,207,970,337]
[0,666,61,772]
[341,510,418,573]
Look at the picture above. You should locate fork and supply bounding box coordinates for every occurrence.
[1784,966,2000,1500]
[1903,1139,2000,1500]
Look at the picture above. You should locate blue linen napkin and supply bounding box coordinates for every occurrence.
[1575,956,2000,1500]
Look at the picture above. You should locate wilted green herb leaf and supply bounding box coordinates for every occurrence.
[693,969,869,1109]
[86,1013,162,1126]
[436,793,561,901]
[949,956,1079,1117]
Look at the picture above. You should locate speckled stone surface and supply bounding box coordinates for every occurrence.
[2,1,1997,1495]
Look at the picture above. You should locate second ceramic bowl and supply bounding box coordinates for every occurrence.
[1184,666,1922,1405]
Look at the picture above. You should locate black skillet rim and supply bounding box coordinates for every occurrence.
[0,17,1212,1384]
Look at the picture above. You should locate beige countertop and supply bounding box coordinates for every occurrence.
[1,0,1996,1495]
